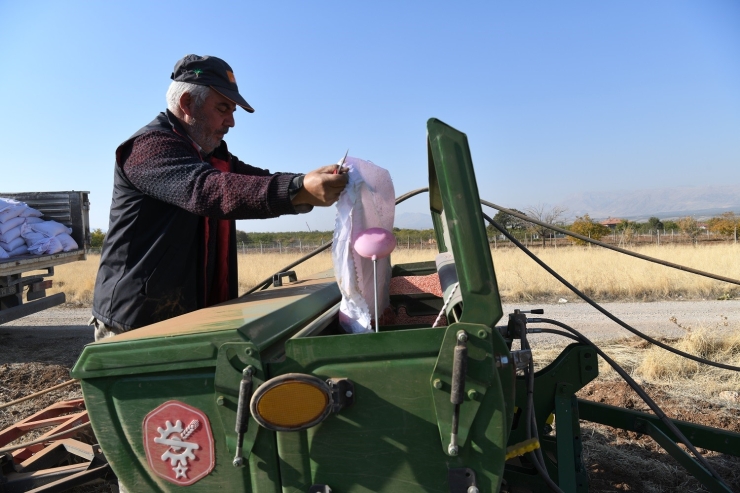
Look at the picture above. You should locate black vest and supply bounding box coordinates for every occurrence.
[92,112,238,332]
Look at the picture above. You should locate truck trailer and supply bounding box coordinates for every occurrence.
[0,191,91,325]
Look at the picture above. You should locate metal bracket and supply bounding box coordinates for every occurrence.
[326,378,354,412]
[510,350,532,371]
[214,343,264,457]
[430,323,495,454]
[273,270,297,287]
[448,467,478,493]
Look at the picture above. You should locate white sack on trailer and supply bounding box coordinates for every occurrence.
[20,207,43,218]
[27,236,63,256]
[56,233,79,252]
[7,245,29,257]
[0,216,25,235]
[0,226,22,244]
[0,205,25,224]
[27,220,72,238]
[0,236,25,251]
[0,198,21,214]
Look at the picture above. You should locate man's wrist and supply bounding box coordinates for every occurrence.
[289,174,313,213]
[288,175,305,201]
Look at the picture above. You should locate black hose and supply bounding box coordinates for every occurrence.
[480,199,740,287]
[527,328,581,342]
[530,317,731,490]
[484,213,740,373]
[519,316,563,492]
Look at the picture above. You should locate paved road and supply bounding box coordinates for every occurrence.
[503,299,740,344]
[1,299,738,365]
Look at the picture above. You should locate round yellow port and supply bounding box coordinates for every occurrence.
[250,374,335,431]
[257,382,328,427]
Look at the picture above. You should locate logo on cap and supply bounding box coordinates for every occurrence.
[226,70,236,84]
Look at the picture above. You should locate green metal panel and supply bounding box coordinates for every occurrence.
[553,390,588,493]
[429,323,512,455]
[79,370,281,492]
[213,342,264,456]
[426,118,503,329]
[270,327,511,492]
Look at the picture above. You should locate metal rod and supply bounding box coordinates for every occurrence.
[373,256,379,333]
[0,379,79,410]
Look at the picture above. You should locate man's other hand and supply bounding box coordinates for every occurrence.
[292,165,349,207]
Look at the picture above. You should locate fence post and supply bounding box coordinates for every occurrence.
[260,241,263,254]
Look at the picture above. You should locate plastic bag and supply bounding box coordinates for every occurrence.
[332,157,395,333]
[27,236,63,255]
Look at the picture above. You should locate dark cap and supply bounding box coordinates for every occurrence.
[171,54,254,113]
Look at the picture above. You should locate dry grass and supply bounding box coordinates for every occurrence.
[48,243,739,306]
[492,243,740,302]
[530,321,740,407]
[637,327,740,403]
[47,254,100,306]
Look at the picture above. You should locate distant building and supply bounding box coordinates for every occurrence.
[600,217,622,230]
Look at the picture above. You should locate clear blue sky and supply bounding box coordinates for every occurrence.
[1,1,738,232]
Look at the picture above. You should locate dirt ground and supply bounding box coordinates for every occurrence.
[1,306,739,492]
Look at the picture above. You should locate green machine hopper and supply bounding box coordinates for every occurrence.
[71,119,739,493]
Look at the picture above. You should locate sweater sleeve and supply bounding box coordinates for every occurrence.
[122,131,299,219]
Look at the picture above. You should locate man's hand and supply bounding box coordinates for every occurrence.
[292,165,349,207]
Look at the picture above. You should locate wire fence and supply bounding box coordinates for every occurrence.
[85,229,737,256]
[489,228,738,249]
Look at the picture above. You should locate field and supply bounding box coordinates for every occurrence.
[50,243,740,305]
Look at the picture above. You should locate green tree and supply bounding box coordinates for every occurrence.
[487,209,527,238]
[235,230,250,243]
[647,216,664,232]
[568,214,611,245]
[90,228,105,248]
[663,220,679,232]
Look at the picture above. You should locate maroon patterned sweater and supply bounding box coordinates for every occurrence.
[122,130,299,219]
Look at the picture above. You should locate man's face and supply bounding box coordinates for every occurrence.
[186,89,237,154]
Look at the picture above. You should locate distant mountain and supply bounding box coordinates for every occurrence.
[557,184,740,221]
[394,212,434,230]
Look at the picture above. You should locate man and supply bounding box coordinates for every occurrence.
[90,54,347,340]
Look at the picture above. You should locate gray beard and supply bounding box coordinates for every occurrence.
[187,117,221,155]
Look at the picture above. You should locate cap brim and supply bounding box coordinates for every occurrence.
[211,86,255,113]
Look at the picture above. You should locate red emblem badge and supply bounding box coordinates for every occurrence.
[142,400,215,486]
